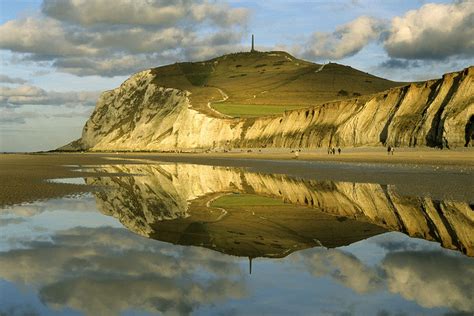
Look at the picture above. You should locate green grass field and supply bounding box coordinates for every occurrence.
[211,193,286,207]
[212,103,305,117]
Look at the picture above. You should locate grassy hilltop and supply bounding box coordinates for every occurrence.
[150,51,404,117]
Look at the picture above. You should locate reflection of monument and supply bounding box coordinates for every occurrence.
[87,163,474,257]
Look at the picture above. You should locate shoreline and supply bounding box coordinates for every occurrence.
[1,150,473,208]
[49,146,474,167]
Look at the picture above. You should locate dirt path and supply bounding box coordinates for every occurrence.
[205,193,229,222]
[206,87,231,118]
[314,63,325,73]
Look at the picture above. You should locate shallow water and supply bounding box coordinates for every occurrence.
[48,177,87,185]
[1,162,473,315]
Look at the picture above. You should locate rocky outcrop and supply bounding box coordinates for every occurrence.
[88,163,474,256]
[66,66,473,151]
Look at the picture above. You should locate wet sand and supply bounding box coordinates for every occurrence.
[139,150,474,202]
[145,147,474,166]
[1,149,473,207]
[0,153,133,207]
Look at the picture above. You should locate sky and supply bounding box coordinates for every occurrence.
[0,0,473,152]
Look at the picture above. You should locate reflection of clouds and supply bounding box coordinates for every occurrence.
[40,274,244,316]
[0,304,41,316]
[0,217,26,227]
[1,196,96,217]
[369,232,441,253]
[301,248,383,294]
[0,227,246,315]
[382,251,474,312]
[300,245,474,313]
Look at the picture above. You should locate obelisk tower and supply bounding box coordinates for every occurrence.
[251,34,255,52]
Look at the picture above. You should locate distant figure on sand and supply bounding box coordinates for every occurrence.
[387,145,392,155]
[391,147,395,155]
[332,147,336,155]
[337,147,341,154]
[294,150,299,159]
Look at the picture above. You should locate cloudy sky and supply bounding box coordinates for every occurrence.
[0,0,473,152]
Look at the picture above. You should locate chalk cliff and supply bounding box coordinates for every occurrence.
[64,63,473,151]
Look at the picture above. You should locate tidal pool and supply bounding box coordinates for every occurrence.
[1,162,473,315]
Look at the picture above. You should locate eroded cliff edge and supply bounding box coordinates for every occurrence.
[64,66,474,151]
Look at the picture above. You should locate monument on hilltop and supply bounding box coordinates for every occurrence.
[251,34,255,52]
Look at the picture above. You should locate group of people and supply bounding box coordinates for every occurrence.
[387,145,395,155]
[293,149,301,159]
[328,147,341,155]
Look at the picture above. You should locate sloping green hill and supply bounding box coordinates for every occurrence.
[150,51,404,117]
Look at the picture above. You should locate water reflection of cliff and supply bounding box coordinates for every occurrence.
[87,163,474,257]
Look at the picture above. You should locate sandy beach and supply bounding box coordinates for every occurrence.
[134,146,474,166]
[1,148,473,207]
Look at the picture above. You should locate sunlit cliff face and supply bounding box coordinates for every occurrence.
[68,66,473,152]
[86,162,474,257]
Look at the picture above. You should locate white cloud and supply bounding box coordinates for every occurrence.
[0,107,43,124]
[41,0,249,28]
[0,0,250,77]
[2,0,471,79]
[0,85,100,107]
[190,2,250,27]
[384,0,474,60]
[296,1,474,62]
[42,0,188,26]
[0,104,93,126]
[0,17,97,59]
[0,75,28,84]
[88,27,186,54]
[301,16,386,60]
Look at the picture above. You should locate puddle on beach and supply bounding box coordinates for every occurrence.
[48,177,87,185]
[1,162,473,315]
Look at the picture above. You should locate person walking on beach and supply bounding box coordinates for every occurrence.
[337,147,341,154]
[391,147,395,155]
[294,150,299,159]
[387,145,392,155]
[332,147,336,155]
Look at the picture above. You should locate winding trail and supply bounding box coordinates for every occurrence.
[206,87,232,118]
[205,192,230,222]
[216,88,229,102]
[314,63,325,73]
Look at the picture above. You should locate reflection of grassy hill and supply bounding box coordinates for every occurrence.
[150,51,404,117]
[211,193,286,207]
[150,192,386,259]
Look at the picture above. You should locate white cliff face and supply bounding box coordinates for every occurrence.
[89,163,474,256]
[81,70,243,151]
[74,66,473,151]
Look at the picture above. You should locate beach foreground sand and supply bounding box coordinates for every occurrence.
[1,148,473,207]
